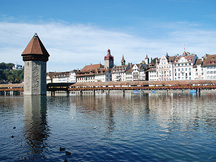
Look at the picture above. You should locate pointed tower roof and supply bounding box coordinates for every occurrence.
[22,33,50,62]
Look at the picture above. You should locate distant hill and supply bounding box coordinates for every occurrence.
[0,62,24,83]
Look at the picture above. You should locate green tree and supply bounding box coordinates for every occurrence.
[0,69,24,83]
[0,62,14,69]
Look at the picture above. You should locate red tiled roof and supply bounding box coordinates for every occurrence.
[76,64,107,77]
[203,54,216,66]
[111,65,129,73]
[174,54,195,63]
[22,33,50,57]
[81,64,104,72]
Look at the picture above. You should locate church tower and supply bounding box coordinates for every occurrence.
[121,55,126,65]
[104,49,114,69]
[21,33,50,95]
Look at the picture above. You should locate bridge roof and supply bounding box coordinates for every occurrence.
[71,80,216,87]
[0,83,24,88]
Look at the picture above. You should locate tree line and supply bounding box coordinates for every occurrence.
[0,62,24,83]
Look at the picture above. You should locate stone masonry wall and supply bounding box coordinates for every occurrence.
[24,61,47,95]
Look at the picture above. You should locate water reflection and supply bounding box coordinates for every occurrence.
[72,94,216,135]
[23,96,49,160]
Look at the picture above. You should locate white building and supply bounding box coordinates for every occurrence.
[12,64,24,70]
[95,71,112,82]
[111,65,130,81]
[76,64,112,83]
[156,55,175,81]
[193,59,205,80]
[47,71,77,83]
[148,67,157,81]
[173,52,197,80]
[202,54,216,80]
[125,68,133,81]
[131,64,147,81]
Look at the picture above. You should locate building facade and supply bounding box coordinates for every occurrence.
[156,55,175,81]
[173,52,197,80]
[47,71,77,83]
[193,59,205,80]
[202,54,216,80]
[111,65,130,81]
[148,67,157,81]
[76,64,112,83]
[131,64,147,81]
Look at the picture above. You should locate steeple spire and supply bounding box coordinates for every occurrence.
[121,55,126,65]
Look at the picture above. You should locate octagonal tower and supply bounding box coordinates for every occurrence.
[21,33,50,95]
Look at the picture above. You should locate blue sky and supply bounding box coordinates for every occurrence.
[1,0,216,71]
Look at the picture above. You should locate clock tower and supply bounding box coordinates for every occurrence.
[104,49,114,69]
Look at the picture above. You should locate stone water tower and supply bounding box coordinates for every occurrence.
[21,33,50,95]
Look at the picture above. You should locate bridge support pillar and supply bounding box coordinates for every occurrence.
[10,91,13,96]
[66,91,70,97]
[123,89,125,96]
[93,90,95,96]
[80,90,83,96]
[51,91,55,96]
[197,88,201,96]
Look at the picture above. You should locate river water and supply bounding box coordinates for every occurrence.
[0,93,216,162]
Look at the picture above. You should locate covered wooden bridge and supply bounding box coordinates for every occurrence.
[1,80,216,96]
[69,80,216,90]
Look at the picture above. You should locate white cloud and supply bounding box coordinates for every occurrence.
[0,22,216,72]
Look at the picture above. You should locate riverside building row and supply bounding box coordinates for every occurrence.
[47,49,216,83]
